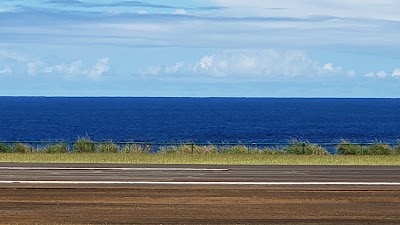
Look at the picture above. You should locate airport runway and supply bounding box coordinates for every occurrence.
[0,163,400,224]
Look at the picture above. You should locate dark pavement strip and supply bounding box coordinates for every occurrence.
[0,163,400,184]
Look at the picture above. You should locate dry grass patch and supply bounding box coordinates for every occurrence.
[1,154,400,165]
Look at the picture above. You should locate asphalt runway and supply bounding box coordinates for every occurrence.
[1,163,400,224]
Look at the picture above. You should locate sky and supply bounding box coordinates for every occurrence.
[0,0,399,97]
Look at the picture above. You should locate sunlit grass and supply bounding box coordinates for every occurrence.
[1,153,400,165]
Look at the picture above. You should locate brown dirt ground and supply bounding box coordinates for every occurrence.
[0,187,399,225]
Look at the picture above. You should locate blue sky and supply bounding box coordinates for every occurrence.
[0,0,399,97]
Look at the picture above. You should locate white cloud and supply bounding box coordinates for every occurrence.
[365,70,388,78]
[0,49,110,80]
[165,62,184,74]
[27,61,45,76]
[26,57,110,80]
[0,66,12,75]
[322,63,342,73]
[141,49,347,79]
[392,68,400,77]
[191,50,326,78]
[194,55,214,71]
[42,60,85,79]
[88,57,110,80]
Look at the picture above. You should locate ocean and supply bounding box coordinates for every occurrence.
[0,97,399,144]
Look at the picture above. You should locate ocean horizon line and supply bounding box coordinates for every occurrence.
[1,96,400,99]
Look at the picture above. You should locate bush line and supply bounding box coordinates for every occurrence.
[0,138,400,155]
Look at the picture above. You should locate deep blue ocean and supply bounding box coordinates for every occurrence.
[0,97,399,144]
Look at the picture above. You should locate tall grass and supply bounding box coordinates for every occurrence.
[13,143,35,153]
[43,143,68,153]
[0,139,400,156]
[395,144,400,155]
[337,141,398,155]
[121,144,151,153]
[336,142,364,155]
[160,144,218,154]
[220,145,249,154]
[73,137,96,153]
[285,141,329,155]
[97,142,119,153]
[364,143,394,155]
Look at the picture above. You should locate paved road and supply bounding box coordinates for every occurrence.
[1,163,400,224]
[1,163,400,184]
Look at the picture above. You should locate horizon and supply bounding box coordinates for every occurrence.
[1,1,399,97]
[1,96,400,100]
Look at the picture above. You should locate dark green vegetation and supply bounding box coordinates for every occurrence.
[336,142,400,155]
[1,138,400,155]
[0,143,12,153]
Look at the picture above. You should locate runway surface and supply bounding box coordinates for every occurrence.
[1,163,400,224]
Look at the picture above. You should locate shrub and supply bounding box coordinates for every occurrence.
[43,143,69,153]
[285,142,305,155]
[121,144,151,153]
[364,143,394,155]
[285,141,329,155]
[0,143,12,153]
[73,138,96,153]
[98,142,119,153]
[13,143,35,153]
[336,142,363,155]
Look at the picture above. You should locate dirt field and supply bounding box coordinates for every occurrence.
[0,187,399,224]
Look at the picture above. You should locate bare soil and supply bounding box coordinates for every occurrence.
[0,187,399,225]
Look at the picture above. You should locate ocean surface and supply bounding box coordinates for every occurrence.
[0,97,399,144]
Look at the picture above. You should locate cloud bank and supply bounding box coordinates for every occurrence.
[0,1,399,49]
[28,57,110,80]
[140,50,347,79]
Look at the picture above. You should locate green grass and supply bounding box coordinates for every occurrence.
[43,143,69,153]
[73,137,96,153]
[285,141,329,155]
[1,153,400,165]
[336,141,397,155]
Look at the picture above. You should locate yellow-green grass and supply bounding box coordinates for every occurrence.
[1,153,400,165]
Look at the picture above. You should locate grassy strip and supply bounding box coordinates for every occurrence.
[1,153,400,165]
[1,139,400,155]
